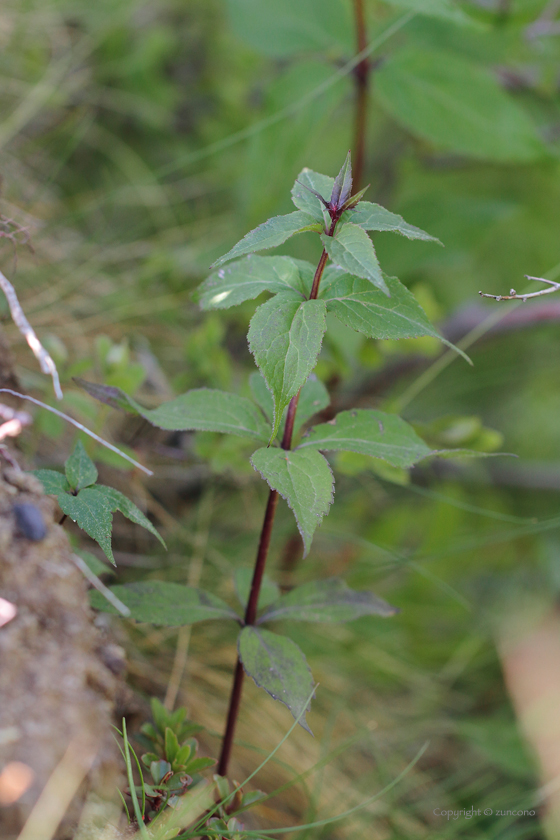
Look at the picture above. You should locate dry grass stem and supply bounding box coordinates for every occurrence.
[0,269,62,399]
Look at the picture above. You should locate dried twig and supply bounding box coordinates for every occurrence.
[70,554,130,617]
[0,269,62,399]
[479,275,560,302]
[0,389,153,476]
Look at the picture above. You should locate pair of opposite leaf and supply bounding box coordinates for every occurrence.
[77,158,472,558]
[91,574,398,731]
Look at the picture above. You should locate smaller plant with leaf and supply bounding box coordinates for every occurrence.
[33,439,165,565]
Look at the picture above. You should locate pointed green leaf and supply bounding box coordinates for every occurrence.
[291,168,334,221]
[185,756,216,774]
[322,224,389,296]
[76,381,271,442]
[340,184,369,212]
[90,582,241,624]
[330,151,352,208]
[248,295,327,439]
[31,469,70,495]
[234,568,280,611]
[298,409,433,468]
[65,440,98,490]
[258,577,398,624]
[375,48,543,162]
[212,211,322,268]
[165,728,180,764]
[93,485,166,549]
[174,744,192,767]
[250,373,330,439]
[319,270,470,361]
[344,201,440,243]
[251,447,333,556]
[150,760,171,785]
[238,626,314,733]
[58,488,115,563]
[198,256,310,310]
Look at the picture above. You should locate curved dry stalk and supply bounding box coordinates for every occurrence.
[479,275,560,302]
[0,388,153,476]
[0,269,62,399]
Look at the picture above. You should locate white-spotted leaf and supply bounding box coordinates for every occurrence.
[32,469,70,495]
[94,485,166,549]
[58,488,115,563]
[198,255,310,310]
[65,440,98,490]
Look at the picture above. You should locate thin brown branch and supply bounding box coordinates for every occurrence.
[479,275,560,302]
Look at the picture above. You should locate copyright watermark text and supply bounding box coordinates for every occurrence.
[433,807,536,820]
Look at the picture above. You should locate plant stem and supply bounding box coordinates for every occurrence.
[353,0,369,191]
[217,224,335,778]
[309,217,337,301]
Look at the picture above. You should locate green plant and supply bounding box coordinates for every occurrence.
[82,152,485,790]
[33,439,165,564]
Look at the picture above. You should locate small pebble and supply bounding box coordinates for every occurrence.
[13,503,47,542]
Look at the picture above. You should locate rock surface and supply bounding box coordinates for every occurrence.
[0,466,122,838]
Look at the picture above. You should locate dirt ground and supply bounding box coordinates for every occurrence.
[0,462,123,839]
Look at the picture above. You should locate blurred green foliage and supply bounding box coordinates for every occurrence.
[2,0,560,836]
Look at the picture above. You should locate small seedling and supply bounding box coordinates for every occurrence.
[33,440,165,564]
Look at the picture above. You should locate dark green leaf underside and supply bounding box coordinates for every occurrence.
[238,626,314,733]
[91,582,240,624]
[77,381,270,442]
[258,577,398,623]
